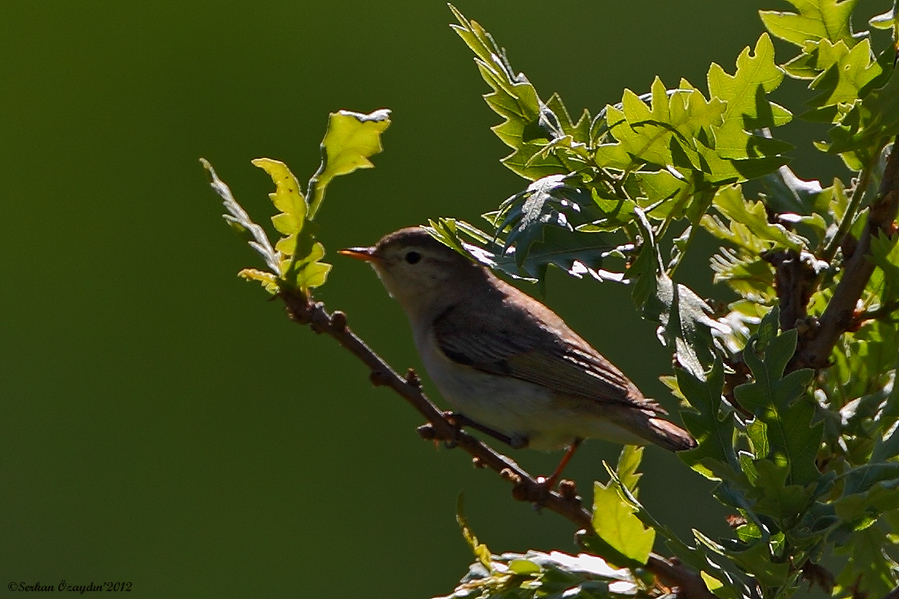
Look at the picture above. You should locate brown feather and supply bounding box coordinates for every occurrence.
[431,276,664,414]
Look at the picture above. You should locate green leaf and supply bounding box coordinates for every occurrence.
[598,55,791,185]
[252,158,332,292]
[868,229,899,306]
[806,38,882,111]
[252,157,307,252]
[834,525,899,599]
[759,165,828,219]
[632,169,693,219]
[706,34,792,160]
[591,480,655,566]
[237,268,279,294]
[307,109,391,218]
[615,445,644,497]
[597,77,726,175]
[709,247,778,302]
[722,529,792,588]
[703,185,808,253]
[426,216,621,289]
[451,5,581,181]
[456,494,493,571]
[627,210,725,377]
[677,362,743,482]
[760,0,859,49]
[280,241,332,291]
[436,548,640,599]
[496,176,605,256]
[750,458,817,519]
[545,92,591,143]
[870,3,898,39]
[733,309,821,490]
[656,273,724,378]
[827,61,899,164]
[201,158,281,275]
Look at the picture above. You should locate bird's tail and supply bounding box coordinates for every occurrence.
[646,417,697,452]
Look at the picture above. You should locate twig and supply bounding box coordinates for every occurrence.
[820,165,873,264]
[791,138,899,371]
[852,299,899,324]
[278,291,715,599]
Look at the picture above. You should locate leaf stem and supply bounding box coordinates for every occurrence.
[820,163,873,264]
[306,167,325,221]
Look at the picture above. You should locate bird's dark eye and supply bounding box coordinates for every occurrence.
[405,251,421,264]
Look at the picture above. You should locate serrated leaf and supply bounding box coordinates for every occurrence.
[615,446,644,496]
[760,0,859,49]
[633,169,692,219]
[591,481,655,566]
[237,268,280,294]
[307,109,391,218]
[834,525,899,599]
[500,142,572,180]
[703,185,807,253]
[722,531,792,588]
[750,458,816,519]
[706,34,792,160]
[733,309,821,488]
[599,67,790,185]
[827,62,899,162]
[252,157,307,241]
[452,5,585,182]
[280,240,331,291]
[870,5,897,32]
[806,38,882,110]
[709,247,778,302]
[497,175,593,261]
[544,92,591,144]
[426,216,620,287]
[599,78,726,175]
[677,362,743,482]
[627,211,727,377]
[201,158,281,274]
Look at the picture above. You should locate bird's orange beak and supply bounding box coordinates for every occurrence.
[338,246,379,263]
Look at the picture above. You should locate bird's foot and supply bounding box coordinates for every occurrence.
[536,438,583,492]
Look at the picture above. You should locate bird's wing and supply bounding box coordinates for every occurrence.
[431,302,664,413]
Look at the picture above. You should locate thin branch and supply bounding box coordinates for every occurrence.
[278,291,715,599]
[791,138,899,371]
[852,299,899,324]
[820,165,873,264]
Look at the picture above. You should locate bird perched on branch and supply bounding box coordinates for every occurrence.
[341,227,695,486]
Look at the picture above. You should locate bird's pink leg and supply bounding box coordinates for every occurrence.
[538,438,582,490]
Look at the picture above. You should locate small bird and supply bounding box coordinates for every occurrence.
[340,227,695,483]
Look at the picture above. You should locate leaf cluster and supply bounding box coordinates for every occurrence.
[202,109,391,296]
[436,2,899,598]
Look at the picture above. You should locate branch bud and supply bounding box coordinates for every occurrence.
[330,310,347,331]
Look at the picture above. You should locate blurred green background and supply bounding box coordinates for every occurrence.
[0,1,858,597]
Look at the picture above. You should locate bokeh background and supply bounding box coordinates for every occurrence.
[0,1,869,597]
